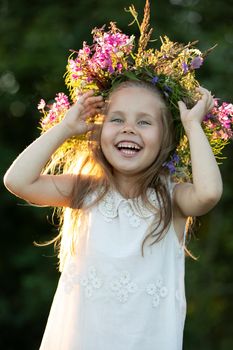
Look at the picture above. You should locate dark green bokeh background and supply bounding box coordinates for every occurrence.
[1,0,233,349]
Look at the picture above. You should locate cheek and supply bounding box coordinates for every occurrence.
[147,126,163,146]
[100,124,111,157]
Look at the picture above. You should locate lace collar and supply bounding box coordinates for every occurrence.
[98,188,159,219]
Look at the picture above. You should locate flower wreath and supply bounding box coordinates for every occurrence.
[37,0,233,181]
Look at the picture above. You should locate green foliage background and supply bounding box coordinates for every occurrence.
[1,0,233,349]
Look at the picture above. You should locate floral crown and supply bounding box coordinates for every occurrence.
[38,0,233,181]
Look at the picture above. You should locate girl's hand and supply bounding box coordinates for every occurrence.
[61,90,104,137]
[178,86,214,132]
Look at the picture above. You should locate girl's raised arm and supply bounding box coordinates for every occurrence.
[3,91,104,207]
[173,87,223,217]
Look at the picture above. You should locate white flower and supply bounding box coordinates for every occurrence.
[37,99,46,110]
[110,279,121,292]
[91,277,102,289]
[146,283,157,296]
[152,293,160,307]
[110,270,138,303]
[127,281,138,293]
[117,289,128,303]
[156,276,163,288]
[146,275,168,307]
[119,270,131,285]
[160,286,168,298]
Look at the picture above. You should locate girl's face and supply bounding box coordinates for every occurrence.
[100,86,164,180]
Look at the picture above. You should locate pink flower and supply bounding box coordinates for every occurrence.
[55,93,70,109]
[37,99,46,110]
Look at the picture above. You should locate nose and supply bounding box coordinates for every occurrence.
[121,122,136,134]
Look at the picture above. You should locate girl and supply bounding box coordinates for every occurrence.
[3,79,222,350]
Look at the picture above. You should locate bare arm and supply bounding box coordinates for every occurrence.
[3,91,104,207]
[173,87,223,217]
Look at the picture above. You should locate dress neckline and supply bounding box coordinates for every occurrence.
[98,187,160,219]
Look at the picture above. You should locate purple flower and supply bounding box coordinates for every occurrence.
[204,112,214,121]
[152,76,159,85]
[163,153,180,174]
[172,153,180,163]
[166,161,176,174]
[182,62,189,74]
[190,56,203,70]
[164,85,173,93]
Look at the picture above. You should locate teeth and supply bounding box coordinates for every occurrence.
[117,142,141,150]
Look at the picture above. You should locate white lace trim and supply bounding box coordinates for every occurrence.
[98,188,159,221]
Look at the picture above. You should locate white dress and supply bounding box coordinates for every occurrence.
[40,187,186,350]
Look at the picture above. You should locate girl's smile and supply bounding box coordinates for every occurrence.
[115,141,142,157]
[100,86,164,182]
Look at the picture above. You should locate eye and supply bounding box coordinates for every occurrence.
[138,120,151,126]
[110,117,123,123]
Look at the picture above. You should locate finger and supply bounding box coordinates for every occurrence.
[207,98,215,112]
[83,95,104,108]
[197,86,212,102]
[79,102,104,119]
[88,100,105,109]
[197,86,210,95]
[198,87,214,109]
[80,107,101,121]
[178,100,188,114]
[76,90,95,104]
[69,101,85,114]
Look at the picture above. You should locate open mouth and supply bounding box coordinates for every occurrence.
[115,141,142,155]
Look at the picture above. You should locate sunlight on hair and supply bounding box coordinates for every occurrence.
[71,151,93,175]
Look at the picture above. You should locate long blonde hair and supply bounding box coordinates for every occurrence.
[40,80,192,271]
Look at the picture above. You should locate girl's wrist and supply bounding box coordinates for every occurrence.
[54,122,75,141]
[182,120,203,137]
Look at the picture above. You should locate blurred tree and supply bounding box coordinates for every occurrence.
[1,0,233,349]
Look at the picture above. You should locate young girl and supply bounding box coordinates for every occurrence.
[4,0,231,347]
[4,80,222,350]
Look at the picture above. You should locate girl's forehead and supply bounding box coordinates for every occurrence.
[106,86,164,111]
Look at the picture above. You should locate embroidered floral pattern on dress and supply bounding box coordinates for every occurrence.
[80,266,103,298]
[110,270,138,303]
[61,263,103,298]
[62,263,171,307]
[146,275,168,307]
